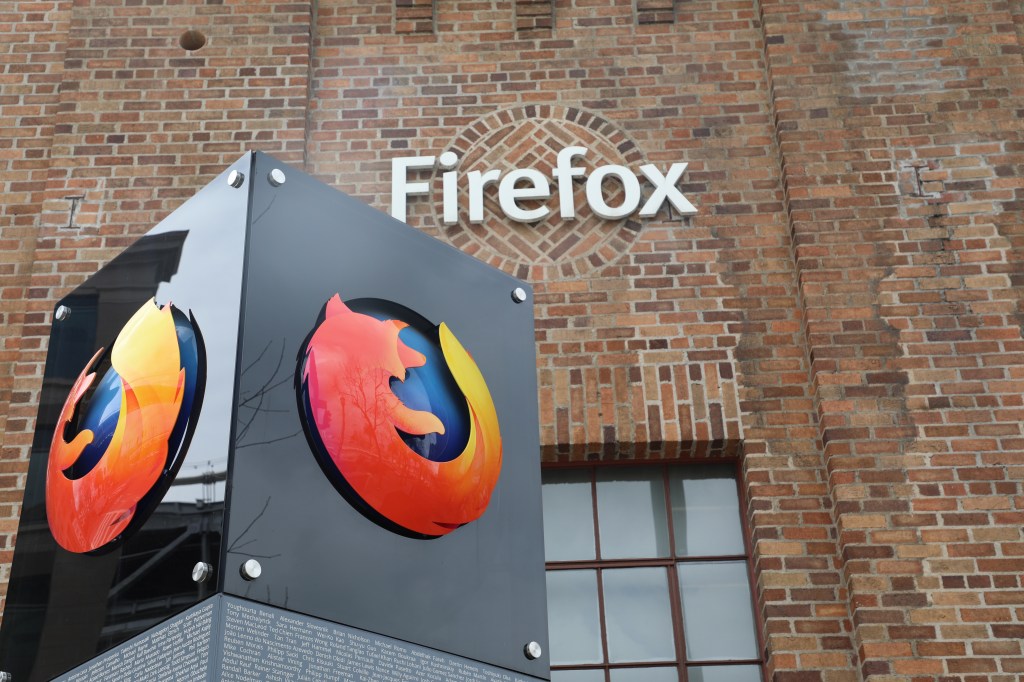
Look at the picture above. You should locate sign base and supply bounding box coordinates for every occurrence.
[57,595,542,681]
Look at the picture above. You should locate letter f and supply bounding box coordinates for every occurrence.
[391,156,436,223]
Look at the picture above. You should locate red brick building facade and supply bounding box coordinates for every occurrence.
[2,0,1023,680]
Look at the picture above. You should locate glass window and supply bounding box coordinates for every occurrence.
[546,570,604,665]
[596,467,670,559]
[553,671,607,682]
[687,666,763,682]
[543,468,597,561]
[610,668,681,682]
[677,562,758,660]
[669,464,744,557]
[544,464,762,682]
[603,568,675,663]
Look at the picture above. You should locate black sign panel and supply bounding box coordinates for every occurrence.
[224,153,548,678]
[0,156,250,681]
[0,152,548,681]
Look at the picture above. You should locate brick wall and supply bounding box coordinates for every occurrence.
[759,0,1024,679]
[0,0,72,530]
[2,0,1023,680]
[310,3,850,679]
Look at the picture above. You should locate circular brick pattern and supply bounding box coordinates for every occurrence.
[432,106,645,280]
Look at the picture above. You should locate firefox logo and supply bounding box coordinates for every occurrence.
[297,295,502,538]
[47,299,205,554]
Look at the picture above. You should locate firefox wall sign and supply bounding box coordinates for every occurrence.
[46,298,205,554]
[297,295,502,538]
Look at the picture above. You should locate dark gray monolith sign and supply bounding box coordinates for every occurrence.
[0,152,548,681]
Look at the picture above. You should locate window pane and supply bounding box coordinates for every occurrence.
[547,570,603,665]
[596,467,670,559]
[669,464,744,557]
[552,670,606,682]
[609,667,679,682]
[603,568,675,663]
[543,469,596,561]
[688,666,762,682]
[678,562,758,661]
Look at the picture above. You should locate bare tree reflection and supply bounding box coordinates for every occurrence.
[236,339,301,449]
[226,496,280,560]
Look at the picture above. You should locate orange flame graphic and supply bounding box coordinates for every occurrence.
[302,295,502,537]
[47,300,187,553]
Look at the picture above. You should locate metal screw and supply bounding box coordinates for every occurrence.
[268,169,286,187]
[55,305,70,321]
[511,287,527,303]
[0,671,12,681]
[240,559,262,581]
[192,561,213,583]
[227,170,245,188]
[523,641,542,660]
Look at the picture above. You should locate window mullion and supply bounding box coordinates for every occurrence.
[675,554,748,563]
[661,466,687,682]
[667,561,688,682]
[547,557,674,570]
[591,468,601,560]
[591,469,610,682]
[596,568,610,672]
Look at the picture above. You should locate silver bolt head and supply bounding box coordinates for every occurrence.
[524,641,542,660]
[511,287,528,303]
[240,558,262,581]
[192,561,213,583]
[268,168,286,187]
[0,671,11,681]
[55,304,70,321]
[227,170,245,188]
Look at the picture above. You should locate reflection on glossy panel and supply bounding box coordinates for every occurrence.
[596,467,669,559]
[669,465,744,557]
[547,570,603,665]
[609,666,680,682]
[678,562,758,661]
[688,665,762,682]
[542,469,596,561]
[603,567,675,663]
[0,162,246,681]
[47,298,205,554]
[298,295,502,538]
